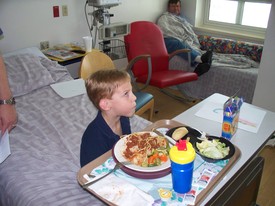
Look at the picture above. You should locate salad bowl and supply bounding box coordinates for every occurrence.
[194,136,235,163]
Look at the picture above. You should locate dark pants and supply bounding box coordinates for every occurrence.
[164,37,200,67]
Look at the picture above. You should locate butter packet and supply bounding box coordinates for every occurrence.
[221,95,243,140]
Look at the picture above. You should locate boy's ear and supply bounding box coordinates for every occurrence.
[99,98,110,111]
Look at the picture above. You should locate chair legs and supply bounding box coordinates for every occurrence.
[135,98,154,121]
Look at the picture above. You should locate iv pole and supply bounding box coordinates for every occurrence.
[85,2,117,49]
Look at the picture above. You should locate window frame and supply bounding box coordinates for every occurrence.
[199,0,270,41]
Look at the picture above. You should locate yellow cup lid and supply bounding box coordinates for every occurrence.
[169,140,195,164]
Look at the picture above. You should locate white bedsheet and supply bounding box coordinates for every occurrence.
[0,51,151,206]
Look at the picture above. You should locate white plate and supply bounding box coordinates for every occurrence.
[113,132,171,173]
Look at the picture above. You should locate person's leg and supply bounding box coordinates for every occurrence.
[201,50,213,66]
[164,38,200,66]
[164,37,212,76]
[194,63,210,76]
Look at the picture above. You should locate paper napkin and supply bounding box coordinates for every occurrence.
[0,131,11,164]
[89,174,154,206]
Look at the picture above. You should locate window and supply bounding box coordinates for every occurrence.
[202,0,271,38]
[208,0,271,28]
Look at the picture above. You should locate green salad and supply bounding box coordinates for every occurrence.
[196,139,230,159]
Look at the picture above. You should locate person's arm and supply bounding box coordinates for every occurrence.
[0,56,17,135]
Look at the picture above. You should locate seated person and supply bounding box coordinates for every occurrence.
[80,69,137,167]
[157,0,213,76]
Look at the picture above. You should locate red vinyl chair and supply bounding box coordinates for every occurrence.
[124,21,198,100]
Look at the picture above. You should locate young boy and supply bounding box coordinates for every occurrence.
[80,69,137,167]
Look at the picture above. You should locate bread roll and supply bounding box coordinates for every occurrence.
[172,127,188,141]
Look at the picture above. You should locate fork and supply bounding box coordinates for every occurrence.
[152,128,176,146]
[82,161,128,189]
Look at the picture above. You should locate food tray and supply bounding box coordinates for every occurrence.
[77,119,241,206]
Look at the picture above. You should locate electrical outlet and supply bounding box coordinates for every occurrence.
[40,41,49,50]
[62,5,68,16]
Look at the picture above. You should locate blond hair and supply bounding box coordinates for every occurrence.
[85,69,130,110]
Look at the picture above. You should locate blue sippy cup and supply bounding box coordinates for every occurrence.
[169,139,196,194]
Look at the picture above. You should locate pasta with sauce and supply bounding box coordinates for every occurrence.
[122,132,170,167]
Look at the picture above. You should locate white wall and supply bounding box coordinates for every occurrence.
[0,0,166,53]
[252,2,275,112]
[1,0,275,111]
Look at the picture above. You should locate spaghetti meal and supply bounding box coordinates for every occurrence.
[122,132,170,167]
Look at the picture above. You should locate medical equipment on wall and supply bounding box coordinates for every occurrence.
[85,0,130,51]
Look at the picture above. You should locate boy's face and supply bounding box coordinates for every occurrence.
[168,2,181,16]
[108,80,136,117]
